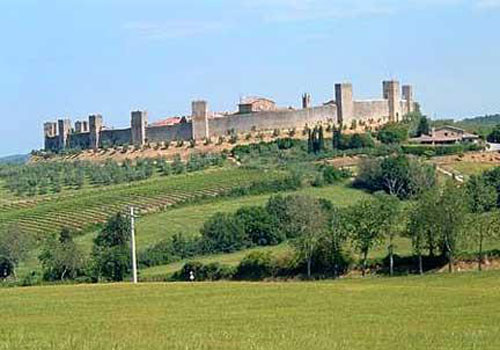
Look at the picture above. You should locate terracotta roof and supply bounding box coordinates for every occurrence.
[240,96,275,105]
[150,117,182,127]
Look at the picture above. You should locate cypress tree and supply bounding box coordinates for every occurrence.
[312,127,318,153]
[318,125,325,152]
[333,124,342,150]
[307,129,313,154]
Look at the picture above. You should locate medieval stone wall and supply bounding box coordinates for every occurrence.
[100,128,132,147]
[352,100,389,123]
[146,123,193,143]
[206,105,338,137]
[68,132,91,149]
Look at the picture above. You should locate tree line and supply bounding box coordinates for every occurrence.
[4,154,500,284]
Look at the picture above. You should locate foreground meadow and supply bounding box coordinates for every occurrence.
[1,271,500,350]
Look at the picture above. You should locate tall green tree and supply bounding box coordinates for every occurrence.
[406,189,441,274]
[200,212,248,253]
[416,116,430,136]
[345,198,387,276]
[39,228,85,281]
[377,194,402,276]
[332,125,342,149]
[0,225,33,279]
[318,125,325,152]
[288,195,328,278]
[91,213,131,282]
[438,182,469,273]
[466,176,498,271]
[320,206,351,277]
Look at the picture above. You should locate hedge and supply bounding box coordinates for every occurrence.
[401,143,483,156]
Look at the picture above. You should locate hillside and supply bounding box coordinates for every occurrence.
[0,167,279,237]
[0,154,30,164]
[1,271,499,349]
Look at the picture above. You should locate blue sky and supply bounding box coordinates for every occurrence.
[0,0,499,156]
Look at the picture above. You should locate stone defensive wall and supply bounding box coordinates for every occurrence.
[43,79,417,152]
[206,105,338,138]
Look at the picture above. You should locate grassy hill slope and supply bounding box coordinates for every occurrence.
[1,271,499,350]
[0,167,279,237]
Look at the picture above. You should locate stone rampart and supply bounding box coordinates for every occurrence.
[146,123,193,143]
[206,105,337,137]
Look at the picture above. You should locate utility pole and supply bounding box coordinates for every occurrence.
[130,206,138,284]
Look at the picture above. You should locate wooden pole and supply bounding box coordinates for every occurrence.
[130,207,138,284]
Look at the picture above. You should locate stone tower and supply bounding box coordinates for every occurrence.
[44,122,57,138]
[43,122,58,150]
[383,80,401,122]
[57,119,71,150]
[402,85,414,114]
[131,111,148,146]
[192,100,209,140]
[302,93,311,109]
[335,83,353,126]
[89,114,103,149]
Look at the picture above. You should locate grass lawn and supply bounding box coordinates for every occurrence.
[1,271,500,350]
[443,161,496,176]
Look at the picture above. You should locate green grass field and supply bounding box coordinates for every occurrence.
[1,271,499,350]
[442,161,496,176]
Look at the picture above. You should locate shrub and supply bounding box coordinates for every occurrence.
[172,155,185,174]
[402,143,483,156]
[200,213,249,253]
[354,155,436,199]
[377,123,409,144]
[311,173,325,187]
[333,133,375,150]
[139,233,201,268]
[487,125,500,143]
[171,261,235,281]
[321,165,348,184]
[229,133,239,144]
[235,251,275,280]
[234,206,283,246]
[216,136,225,145]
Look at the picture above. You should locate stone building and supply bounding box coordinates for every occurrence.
[43,79,418,152]
[410,126,479,145]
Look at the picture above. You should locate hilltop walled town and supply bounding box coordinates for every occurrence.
[43,80,417,152]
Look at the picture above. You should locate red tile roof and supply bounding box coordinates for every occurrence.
[150,117,182,127]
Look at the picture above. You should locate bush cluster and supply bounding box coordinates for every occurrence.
[354,154,436,199]
[402,143,483,156]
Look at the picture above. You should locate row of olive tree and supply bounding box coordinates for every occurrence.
[1,154,226,197]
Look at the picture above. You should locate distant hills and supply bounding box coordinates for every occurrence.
[0,154,30,164]
[432,114,500,137]
[461,114,500,126]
